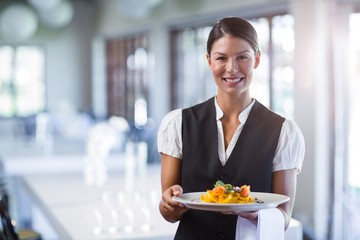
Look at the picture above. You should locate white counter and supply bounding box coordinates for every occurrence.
[19,165,178,240]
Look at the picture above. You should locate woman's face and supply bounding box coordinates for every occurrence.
[206,35,260,98]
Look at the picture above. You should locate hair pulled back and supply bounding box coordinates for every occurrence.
[207,17,260,55]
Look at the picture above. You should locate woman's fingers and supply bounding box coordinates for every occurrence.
[170,184,183,196]
[162,185,187,209]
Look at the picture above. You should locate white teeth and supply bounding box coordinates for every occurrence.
[225,78,241,83]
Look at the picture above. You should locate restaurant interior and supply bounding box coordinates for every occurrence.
[0,0,359,239]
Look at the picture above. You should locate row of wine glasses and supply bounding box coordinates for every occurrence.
[92,188,159,236]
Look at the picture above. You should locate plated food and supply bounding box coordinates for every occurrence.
[172,180,290,212]
[200,180,255,204]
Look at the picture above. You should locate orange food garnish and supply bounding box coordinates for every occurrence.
[240,185,251,198]
[211,186,225,196]
[200,181,255,204]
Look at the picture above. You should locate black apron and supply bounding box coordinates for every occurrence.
[175,98,284,240]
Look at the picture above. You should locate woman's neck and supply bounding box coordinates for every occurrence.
[216,92,252,118]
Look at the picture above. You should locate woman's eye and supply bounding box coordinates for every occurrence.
[238,56,248,60]
[216,56,226,61]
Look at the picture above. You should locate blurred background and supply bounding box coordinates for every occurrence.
[0,0,359,239]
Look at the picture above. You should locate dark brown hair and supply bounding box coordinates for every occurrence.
[207,17,260,55]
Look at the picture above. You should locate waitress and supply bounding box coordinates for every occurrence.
[157,16,305,240]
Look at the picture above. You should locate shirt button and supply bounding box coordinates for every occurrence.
[218,214,224,223]
[218,233,225,239]
[220,174,228,181]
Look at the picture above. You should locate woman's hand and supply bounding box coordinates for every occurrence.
[159,184,188,223]
[221,210,258,225]
[237,211,258,224]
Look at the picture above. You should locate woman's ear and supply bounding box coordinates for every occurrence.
[254,50,261,69]
[206,53,211,67]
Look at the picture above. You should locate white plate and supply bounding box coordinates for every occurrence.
[172,192,289,212]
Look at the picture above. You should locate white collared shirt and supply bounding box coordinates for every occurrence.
[157,98,305,172]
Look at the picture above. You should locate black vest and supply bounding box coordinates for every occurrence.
[175,97,285,240]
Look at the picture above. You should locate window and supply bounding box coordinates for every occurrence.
[344,12,360,240]
[170,26,214,108]
[269,15,295,118]
[169,14,295,119]
[0,46,45,117]
[106,34,149,125]
[106,33,157,162]
[347,13,360,192]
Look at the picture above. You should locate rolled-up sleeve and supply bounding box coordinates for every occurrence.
[157,109,183,159]
[273,119,305,173]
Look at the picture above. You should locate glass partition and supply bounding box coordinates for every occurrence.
[0,46,45,117]
[106,34,149,123]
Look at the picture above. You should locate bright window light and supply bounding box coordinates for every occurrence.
[0,45,45,117]
[347,13,360,189]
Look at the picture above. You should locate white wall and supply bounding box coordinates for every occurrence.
[291,0,332,238]
[42,1,96,113]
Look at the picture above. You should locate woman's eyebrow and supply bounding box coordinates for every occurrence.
[212,50,251,55]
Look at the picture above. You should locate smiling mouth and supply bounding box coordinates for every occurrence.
[223,77,245,83]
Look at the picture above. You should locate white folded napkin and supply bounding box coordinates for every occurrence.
[235,208,284,240]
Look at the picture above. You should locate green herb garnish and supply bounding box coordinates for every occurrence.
[214,180,225,188]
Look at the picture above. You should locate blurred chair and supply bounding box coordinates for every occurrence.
[0,197,42,240]
[0,157,41,240]
[13,115,37,141]
[0,197,18,239]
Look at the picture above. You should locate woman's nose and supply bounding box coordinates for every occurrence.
[226,59,238,73]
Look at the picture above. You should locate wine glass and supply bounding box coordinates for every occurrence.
[93,206,105,235]
[93,191,115,235]
[131,190,153,232]
[114,191,136,233]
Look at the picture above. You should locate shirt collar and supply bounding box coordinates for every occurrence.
[214,97,256,123]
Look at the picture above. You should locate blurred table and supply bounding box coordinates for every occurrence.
[19,163,302,240]
[19,164,178,240]
[3,153,124,175]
